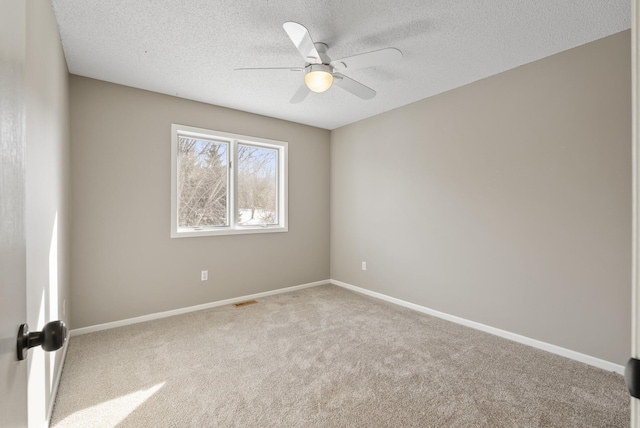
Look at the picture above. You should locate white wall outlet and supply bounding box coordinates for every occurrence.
[201,270,208,281]
[362,261,367,271]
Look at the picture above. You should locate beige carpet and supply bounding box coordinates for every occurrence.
[51,285,628,427]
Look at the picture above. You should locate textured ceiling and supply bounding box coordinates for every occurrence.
[51,0,629,130]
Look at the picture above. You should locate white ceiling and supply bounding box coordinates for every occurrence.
[51,0,630,130]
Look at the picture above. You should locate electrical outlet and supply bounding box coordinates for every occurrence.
[362,261,367,271]
[201,270,208,281]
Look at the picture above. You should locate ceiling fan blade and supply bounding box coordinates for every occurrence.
[235,67,304,72]
[290,83,310,104]
[283,22,321,64]
[331,48,402,71]
[332,73,376,100]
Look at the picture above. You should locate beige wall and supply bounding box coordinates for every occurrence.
[25,0,70,425]
[331,31,631,364]
[70,31,630,365]
[70,76,331,328]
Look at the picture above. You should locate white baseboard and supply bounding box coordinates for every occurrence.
[330,279,625,375]
[71,280,329,337]
[69,278,624,375]
[46,335,70,427]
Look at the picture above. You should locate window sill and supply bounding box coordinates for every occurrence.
[171,226,288,238]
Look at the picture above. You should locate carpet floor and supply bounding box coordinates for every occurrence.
[50,284,629,427]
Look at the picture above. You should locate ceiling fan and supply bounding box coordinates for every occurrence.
[236,22,403,103]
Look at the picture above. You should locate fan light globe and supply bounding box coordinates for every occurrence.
[304,65,333,93]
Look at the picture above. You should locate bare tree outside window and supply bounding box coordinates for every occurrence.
[178,137,228,228]
[237,144,277,225]
[171,124,287,237]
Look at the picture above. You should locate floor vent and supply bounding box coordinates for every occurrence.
[234,300,258,308]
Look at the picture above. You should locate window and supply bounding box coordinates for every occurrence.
[171,124,287,237]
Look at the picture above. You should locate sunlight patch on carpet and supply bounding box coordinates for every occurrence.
[53,382,164,427]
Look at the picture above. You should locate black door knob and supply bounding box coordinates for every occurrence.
[17,320,67,361]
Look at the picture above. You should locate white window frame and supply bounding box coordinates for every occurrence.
[171,124,288,238]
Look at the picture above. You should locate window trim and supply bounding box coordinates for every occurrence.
[171,124,288,238]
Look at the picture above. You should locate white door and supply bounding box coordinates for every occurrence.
[633,1,640,427]
[0,0,28,426]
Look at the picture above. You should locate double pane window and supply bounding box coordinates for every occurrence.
[171,124,287,237]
